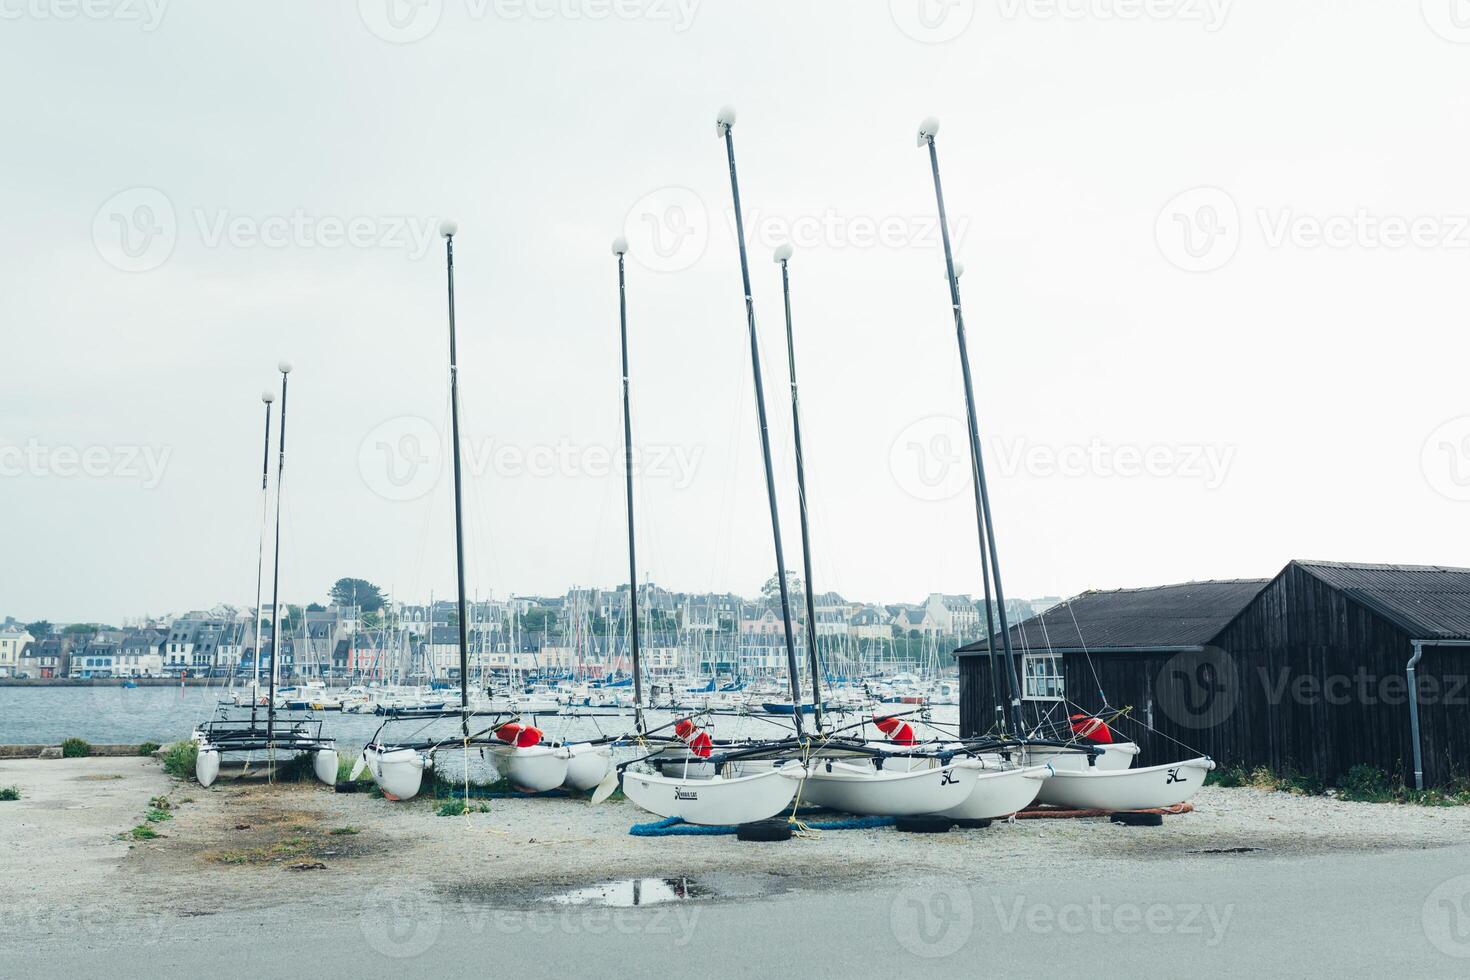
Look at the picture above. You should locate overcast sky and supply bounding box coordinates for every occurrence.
[2,2,1468,624]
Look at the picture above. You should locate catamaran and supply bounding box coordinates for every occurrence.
[194,366,337,789]
[357,222,614,802]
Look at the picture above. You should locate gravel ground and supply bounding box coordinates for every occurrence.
[5,754,1470,946]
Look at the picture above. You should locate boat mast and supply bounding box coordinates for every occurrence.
[952,262,1007,733]
[774,245,824,732]
[267,360,292,749]
[612,237,647,733]
[918,118,1025,735]
[440,221,472,739]
[251,389,274,728]
[716,106,805,739]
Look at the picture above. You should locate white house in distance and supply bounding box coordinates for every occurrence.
[0,626,34,677]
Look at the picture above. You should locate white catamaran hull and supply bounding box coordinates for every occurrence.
[561,744,612,792]
[365,746,432,801]
[936,764,1051,821]
[1036,758,1215,811]
[195,746,220,787]
[799,760,980,817]
[312,748,338,787]
[492,745,571,793]
[1024,741,1140,773]
[623,767,801,826]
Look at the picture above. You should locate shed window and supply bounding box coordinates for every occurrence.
[1023,653,1064,701]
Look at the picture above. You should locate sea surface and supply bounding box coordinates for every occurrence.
[0,685,960,746]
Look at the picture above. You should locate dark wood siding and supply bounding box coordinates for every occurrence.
[959,563,1470,787]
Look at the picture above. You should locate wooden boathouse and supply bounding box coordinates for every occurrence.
[957,561,1470,789]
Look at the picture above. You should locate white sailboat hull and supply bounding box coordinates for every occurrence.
[195,747,220,787]
[1036,758,1215,811]
[312,748,338,786]
[365,746,431,801]
[936,764,1051,821]
[799,760,980,817]
[1025,741,1140,772]
[623,767,801,826]
[492,745,571,793]
[562,744,612,792]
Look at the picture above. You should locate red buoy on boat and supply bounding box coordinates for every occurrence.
[1069,714,1114,744]
[494,723,544,748]
[674,718,714,758]
[874,714,917,745]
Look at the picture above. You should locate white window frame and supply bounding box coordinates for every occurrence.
[1022,652,1065,702]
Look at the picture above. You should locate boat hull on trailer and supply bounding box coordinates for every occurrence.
[1036,758,1215,811]
[195,746,220,787]
[623,766,801,826]
[799,759,980,817]
[365,746,432,801]
[491,745,571,794]
[936,764,1051,821]
[562,743,612,792]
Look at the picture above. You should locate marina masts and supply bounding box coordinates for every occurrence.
[251,389,274,728]
[441,220,472,738]
[918,117,1025,735]
[612,237,646,731]
[717,106,806,737]
[775,244,824,732]
[267,360,292,746]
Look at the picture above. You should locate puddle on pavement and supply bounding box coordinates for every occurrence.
[539,873,782,908]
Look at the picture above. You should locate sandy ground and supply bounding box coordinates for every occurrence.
[5,754,1470,945]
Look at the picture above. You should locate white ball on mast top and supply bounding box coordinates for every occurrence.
[262,390,275,404]
[439,220,458,239]
[917,116,941,147]
[716,105,737,137]
[612,236,629,256]
[773,243,793,264]
[278,360,293,375]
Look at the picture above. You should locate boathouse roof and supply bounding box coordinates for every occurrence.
[957,578,1269,656]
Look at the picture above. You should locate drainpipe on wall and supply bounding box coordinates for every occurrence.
[1407,640,1425,792]
[1406,639,1470,791]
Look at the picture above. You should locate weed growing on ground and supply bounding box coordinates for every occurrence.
[161,742,197,779]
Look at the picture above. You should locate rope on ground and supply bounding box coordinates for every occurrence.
[629,814,897,837]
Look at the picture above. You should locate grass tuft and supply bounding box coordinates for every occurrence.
[1208,762,1470,807]
[0,786,20,802]
[127,824,160,841]
[161,742,198,779]
[61,738,91,759]
[328,826,360,836]
[138,742,161,756]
